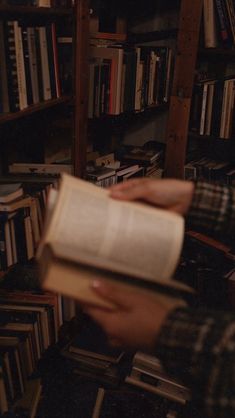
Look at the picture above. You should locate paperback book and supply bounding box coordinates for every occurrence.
[37,174,192,308]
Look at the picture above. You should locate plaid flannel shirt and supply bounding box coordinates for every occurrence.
[155,181,235,418]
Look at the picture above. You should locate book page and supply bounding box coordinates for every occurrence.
[43,174,184,287]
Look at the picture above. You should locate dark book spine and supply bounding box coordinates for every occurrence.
[214,0,231,42]
[27,27,40,104]
[20,24,34,106]
[155,47,168,105]
[13,208,28,263]
[0,218,7,271]
[45,24,57,99]
[0,22,10,113]
[4,21,20,112]
[123,48,137,112]
[34,27,44,102]
[211,79,225,137]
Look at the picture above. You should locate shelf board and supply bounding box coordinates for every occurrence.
[0,5,72,16]
[90,32,127,41]
[198,47,235,59]
[186,230,235,260]
[188,131,235,141]
[0,96,72,125]
[89,103,169,126]
[128,29,178,43]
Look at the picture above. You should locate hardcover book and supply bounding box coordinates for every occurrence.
[37,174,192,308]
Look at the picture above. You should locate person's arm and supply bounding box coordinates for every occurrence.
[85,280,235,418]
[155,306,235,418]
[187,180,235,236]
[109,179,235,238]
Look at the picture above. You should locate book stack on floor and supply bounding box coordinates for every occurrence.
[61,318,128,387]
[122,143,164,180]
[125,352,191,406]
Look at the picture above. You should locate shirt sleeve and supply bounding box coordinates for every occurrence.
[155,307,235,418]
[186,181,235,237]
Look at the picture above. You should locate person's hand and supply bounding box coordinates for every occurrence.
[82,280,184,351]
[109,178,194,216]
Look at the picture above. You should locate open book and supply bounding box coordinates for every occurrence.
[37,174,191,308]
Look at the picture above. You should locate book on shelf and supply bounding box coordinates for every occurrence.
[85,165,117,188]
[190,76,235,139]
[203,0,218,48]
[14,378,42,418]
[0,183,23,203]
[9,162,72,175]
[37,173,192,309]
[203,0,235,47]
[66,323,125,364]
[0,21,10,114]
[88,44,173,117]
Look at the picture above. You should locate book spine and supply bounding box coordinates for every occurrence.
[214,0,230,42]
[4,21,20,112]
[0,22,10,113]
[51,22,61,97]
[199,83,209,135]
[38,26,52,100]
[27,27,40,104]
[20,24,34,106]
[14,21,28,110]
[203,0,218,47]
[45,24,57,99]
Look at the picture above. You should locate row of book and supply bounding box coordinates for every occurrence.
[190,76,235,139]
[203,0,235,48]
[0,20,61,114]
[0,176,59,271]
[89,45,173,117]
[184,156,235,185]
[0,285,62,415]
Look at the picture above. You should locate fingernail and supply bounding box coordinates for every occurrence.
[91,280,102,289]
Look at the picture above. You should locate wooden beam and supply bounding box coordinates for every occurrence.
[164,0,203,179]
[74,0,90,177]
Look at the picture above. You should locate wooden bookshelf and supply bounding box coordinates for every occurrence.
[0,5,72,16]
[0,96,72,125]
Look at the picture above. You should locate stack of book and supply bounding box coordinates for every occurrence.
[88,44,173,117]
[84,165,117,188]
[122,144,164,179]
[0,19,61,114]
[85,151,146,185]
[61,319,127,387]
[125,351,191,405]
[0,282,61,415]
